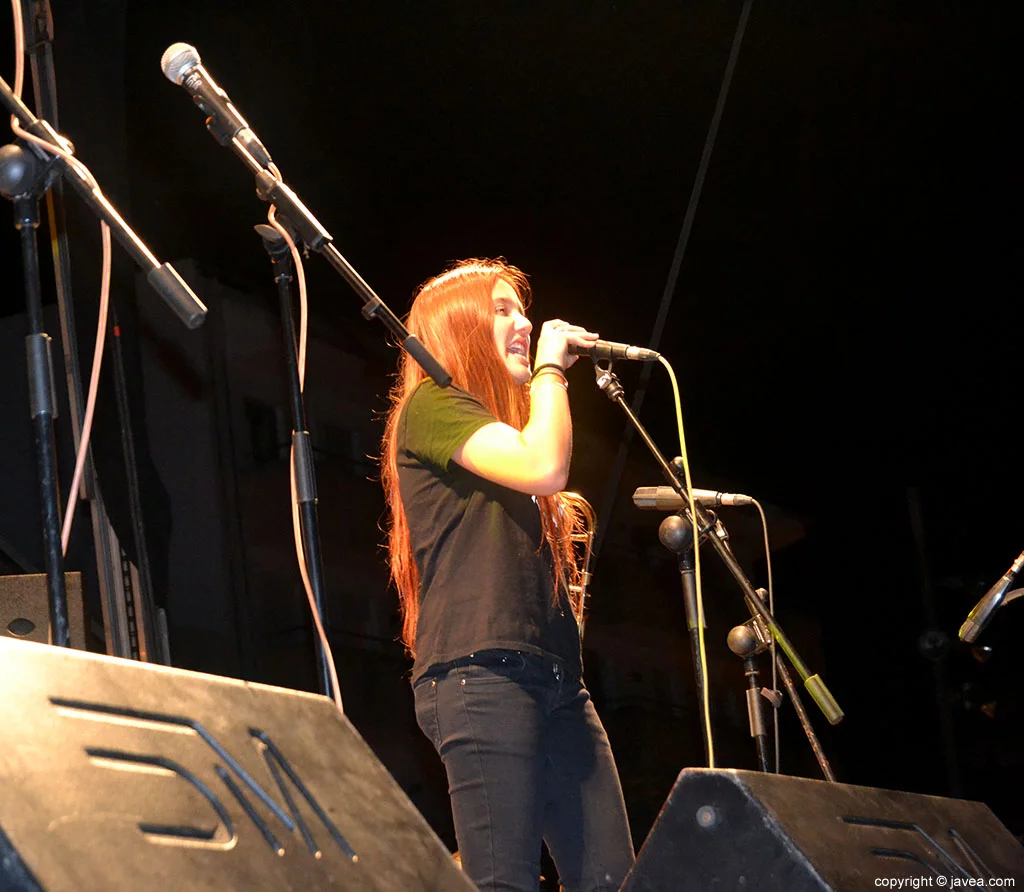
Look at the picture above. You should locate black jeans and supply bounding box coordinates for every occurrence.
[413,649,635,892]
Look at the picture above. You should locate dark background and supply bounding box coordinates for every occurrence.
[2,0,1021,869]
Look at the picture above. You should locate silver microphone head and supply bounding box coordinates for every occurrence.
[161,43,201,84]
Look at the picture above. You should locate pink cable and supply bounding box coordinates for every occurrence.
[268,206,344,714]
[60,223,111,555]
[10,0,112,557]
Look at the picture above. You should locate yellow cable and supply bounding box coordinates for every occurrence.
[658,355,714,767]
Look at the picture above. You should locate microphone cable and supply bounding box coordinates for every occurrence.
[266,204,344,715]
[9,0,112,561]
[659,354,780,771]
[658,354,714,767]
[580,0,754,771]
[12,3,344,709]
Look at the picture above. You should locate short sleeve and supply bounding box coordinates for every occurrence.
[400,381,497,470]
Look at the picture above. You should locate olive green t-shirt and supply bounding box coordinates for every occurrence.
[396,380,582,681]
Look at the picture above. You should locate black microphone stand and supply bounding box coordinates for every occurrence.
[1,144,67,646]
[592,360,844,740]
[1,73,205,651]
[726,622,772,772]
[255,223,333,699]
[169,80,450,692]
[727,588,837,780]
[176,113,450,387]
[0,75,206,329]
[772,652,836,781]
[656,513,713,765]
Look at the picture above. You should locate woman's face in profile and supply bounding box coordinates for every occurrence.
[491,278,533,384]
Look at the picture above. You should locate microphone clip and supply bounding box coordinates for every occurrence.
[593,359,625,402]
[203,112,235,148]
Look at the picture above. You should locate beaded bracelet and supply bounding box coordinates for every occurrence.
[531,362,566,382]
[530,374,568,392]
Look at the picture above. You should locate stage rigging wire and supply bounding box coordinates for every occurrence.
[589,0,757,768]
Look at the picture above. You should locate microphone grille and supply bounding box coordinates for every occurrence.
[161,43,201,84]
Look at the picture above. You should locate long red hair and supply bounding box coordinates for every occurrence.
[381,258,583,657]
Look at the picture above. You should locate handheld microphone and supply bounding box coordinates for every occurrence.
[958,548,1024,643]
[160,43,274,170]
[633,486,754,510]
[569,340,660,361]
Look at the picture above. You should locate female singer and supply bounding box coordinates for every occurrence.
[382,258,634,892]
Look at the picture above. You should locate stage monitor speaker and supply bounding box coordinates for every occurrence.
[1,572,87,649]
[0,637,474,891]
[622,768,1024,891]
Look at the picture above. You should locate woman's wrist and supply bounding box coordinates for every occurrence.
[530,374,568,392]
[530,363,568,392]
[531,362,566,382]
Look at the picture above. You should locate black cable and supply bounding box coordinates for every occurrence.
[592,0,755,562]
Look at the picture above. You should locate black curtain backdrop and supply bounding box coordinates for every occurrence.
[1,0,1020,857]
